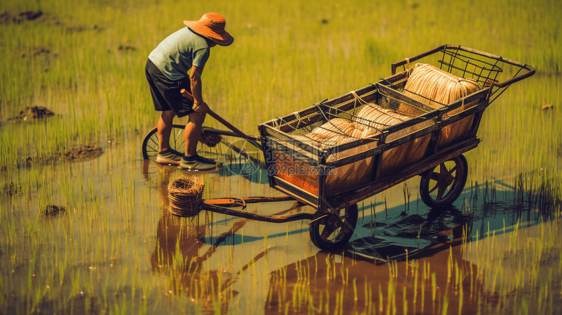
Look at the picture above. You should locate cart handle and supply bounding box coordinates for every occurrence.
[390,45,535,88]
[180,89,260,142]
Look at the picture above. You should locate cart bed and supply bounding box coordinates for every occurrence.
[258,45,534,212]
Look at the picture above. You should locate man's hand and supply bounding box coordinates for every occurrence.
[193,102,209,114]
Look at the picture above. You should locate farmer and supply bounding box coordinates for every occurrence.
[145,12,233,170]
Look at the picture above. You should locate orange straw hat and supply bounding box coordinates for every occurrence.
[184,13,234,46]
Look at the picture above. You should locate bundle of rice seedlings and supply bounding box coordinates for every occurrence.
[352,104,411,138]
[168,176,205,217]
[399,63,481,116]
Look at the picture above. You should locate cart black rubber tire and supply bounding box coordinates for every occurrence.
[419,155,468,209]
[309,204,358,251]
[142,125,188,160]
[142,126,159,160]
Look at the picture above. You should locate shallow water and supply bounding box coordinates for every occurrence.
[0,68,560,315]
[1,128,560,314]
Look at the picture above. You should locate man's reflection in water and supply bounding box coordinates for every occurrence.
[143,163,270,314]
[146,164,237,313]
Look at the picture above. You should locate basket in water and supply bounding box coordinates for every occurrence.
[168,176,205,217]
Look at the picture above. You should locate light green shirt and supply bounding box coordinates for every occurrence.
[148,27,210,81]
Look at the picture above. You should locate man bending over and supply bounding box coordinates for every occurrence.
[145,12,233,170]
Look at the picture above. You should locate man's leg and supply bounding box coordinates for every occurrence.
[158,110,176,152]
[184,111,206,156]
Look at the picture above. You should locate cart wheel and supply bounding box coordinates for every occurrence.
[309,204,358,251]
[419,155,468,209]
[142,125,186,160]
[142,125,224,161]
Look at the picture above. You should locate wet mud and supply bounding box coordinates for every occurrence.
[8,106,55,121]
[21,46,56,58]
[41,204,65,216]
[0,11,43,24]
[18,144,104,168]
[63,145,104,161]
[117,45,136,52]
[2,181,21,196]
[2,295,100,315]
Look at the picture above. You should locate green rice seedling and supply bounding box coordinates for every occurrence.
[325,290,330,314]
[413,265,418,305]
[403,286,407,315]
[447,246,452,284]
[379,284,383,314]
[432,273,437,304]
[441,296,449,315]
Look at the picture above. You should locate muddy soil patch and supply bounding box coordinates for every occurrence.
[0,11,43,24]
[8,106,55,121]
[2,182,22,196]
[118,45,137,51]
[41,204,65,216]
[22,145,104,167]
[63,145,104,161]
[21,46,57,58]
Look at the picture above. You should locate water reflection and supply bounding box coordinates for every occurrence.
[144,163,275,313]
[263,236,485,314]
[139,159,561,313]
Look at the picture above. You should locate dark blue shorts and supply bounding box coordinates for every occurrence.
[145,59,194,118]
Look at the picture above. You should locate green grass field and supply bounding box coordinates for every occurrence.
[0,0,560,169]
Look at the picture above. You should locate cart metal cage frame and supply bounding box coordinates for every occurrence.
[258,45,534,213]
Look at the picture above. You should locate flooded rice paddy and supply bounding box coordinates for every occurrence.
[1,123,561,314]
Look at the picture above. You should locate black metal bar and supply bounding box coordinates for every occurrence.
[439,89,489,112]
[202,203,314,223]
[440,50,504,72]
[401,87,447,108]
[436,60,500,82]
[326,123,438,167]
[469,110,485,138]
[327,138,481,210]
[263,125,325,158]
[270,176,319,208]
[392,45,534,88]
[241,196,294,203]
[259,125,276,188]
[439,47,447,71]
[489,66,525,104]
[376,83,436,113]
[266,138,323,166]
[428,112,443,156]
[448,46,460,73]
[372,151,383,181]
[325,100,488,167]
[318,166,327,211]
[391,45,447,74]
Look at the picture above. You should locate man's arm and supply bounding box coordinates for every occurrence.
[189,65,209,113]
